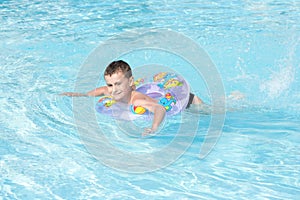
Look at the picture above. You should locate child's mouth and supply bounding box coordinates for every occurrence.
[113,91,122,97]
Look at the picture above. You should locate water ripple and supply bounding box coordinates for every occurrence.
[1,0,300,199]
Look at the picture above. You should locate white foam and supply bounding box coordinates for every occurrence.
[259,64,294,98]
[260,37,299,98]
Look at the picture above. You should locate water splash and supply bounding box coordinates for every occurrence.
[259,37,299,99]
[259,63,294,98]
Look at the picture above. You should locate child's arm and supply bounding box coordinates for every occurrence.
[60,86,108,97]
[143,104,166,136]
[132,94,166,136]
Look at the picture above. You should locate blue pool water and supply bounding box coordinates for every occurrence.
[1,0,300,199]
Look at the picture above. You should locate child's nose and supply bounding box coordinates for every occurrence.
[112,85,118,92]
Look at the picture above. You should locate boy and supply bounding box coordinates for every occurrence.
[61,60,203,135]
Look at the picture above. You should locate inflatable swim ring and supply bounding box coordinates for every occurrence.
[95,72,190,120]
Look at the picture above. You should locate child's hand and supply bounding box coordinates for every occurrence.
[59,92,73,96]
[59,92,86,97]
[142,127,156,137]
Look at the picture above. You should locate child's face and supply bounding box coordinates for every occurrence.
[104,71,133,101]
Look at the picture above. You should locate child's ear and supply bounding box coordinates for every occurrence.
[129,76,134,86]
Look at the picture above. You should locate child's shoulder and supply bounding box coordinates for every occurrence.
[131,90,148,99]
[131,91,156,104]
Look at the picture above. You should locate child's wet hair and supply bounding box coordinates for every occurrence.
[104,60,132,78]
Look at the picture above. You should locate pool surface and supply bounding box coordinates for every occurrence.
[1,0,300,199]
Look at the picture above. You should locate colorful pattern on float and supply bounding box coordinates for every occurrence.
[98,96,116,107]
[158,92,176,111]
[154,72,183,89]
[134,78,145,86]
[130,105,147,115]
[95,72,190,120]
